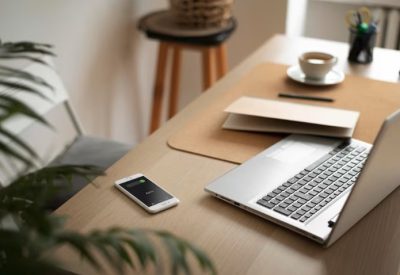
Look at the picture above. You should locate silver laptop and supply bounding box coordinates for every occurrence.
[205,109,400,247]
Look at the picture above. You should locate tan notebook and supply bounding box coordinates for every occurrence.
[223,96,360,138]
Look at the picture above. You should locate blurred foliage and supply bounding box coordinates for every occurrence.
[0,40,215,275]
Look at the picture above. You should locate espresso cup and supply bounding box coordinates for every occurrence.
[299,52,337,79]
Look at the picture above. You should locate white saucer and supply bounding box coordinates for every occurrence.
[287,65,345,86]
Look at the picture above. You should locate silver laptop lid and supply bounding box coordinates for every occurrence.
[327,109,400,246]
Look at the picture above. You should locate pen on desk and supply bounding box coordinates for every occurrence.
[278,93,335,103]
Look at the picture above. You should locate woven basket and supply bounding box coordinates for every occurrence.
[169,0,234,28]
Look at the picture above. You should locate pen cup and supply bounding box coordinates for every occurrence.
[348,27,377,64]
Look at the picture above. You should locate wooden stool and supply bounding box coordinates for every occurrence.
[138,10,237,133]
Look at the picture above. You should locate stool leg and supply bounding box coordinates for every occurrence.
[168,46,181,119]
[150,42,168,133]
[216,44,228,80]
[202,48,214,91]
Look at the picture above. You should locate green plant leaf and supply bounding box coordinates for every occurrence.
[0,80,51,101]
[0,41,54,56]
[159,231,190,275]
[0,126,37,158]
[0,94,50,127]
[55,231,102,272]
[0,65,54,90]
[0,139,32,166]
[0,54,50,65]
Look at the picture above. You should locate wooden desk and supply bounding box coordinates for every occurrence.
[57,35,400,275]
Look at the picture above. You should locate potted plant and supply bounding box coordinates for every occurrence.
[0,40,215,274]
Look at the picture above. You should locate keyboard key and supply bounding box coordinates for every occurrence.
[300,216,308,222]
[281,191,290,198]
[306,202,315,208]
[291,184,301,191]
[298,188,308,194]
[320,183,328,189]
[278,186,287,191]
[274,207,291,216]
[296,209,306,215]
[291,213,301,220]
[286,188,295,194]
[303,176,312,182]
[287,205,297,212]
[285,198,294,204]
[303,185,312,191]
[314,177,323,183]
[319,192,328,198]
[257,200,275,209]
[304,213,312,218]
[293,202,302,208]
[312,196,323,204]
[298,179,308,186]
[297,198,307,205]
[262,195,274,201]
[314,186,323,193]
[270,199,279,205]
[295,192,313,201]
[300,170,308,176]
[272,189,281,195]
[355,147,366,153]
[309,172,318,178]
[283,182,291,188]
[276,195,285,201]
[329,185,338,191]
[309,190,318,196]
[279,202,289,208]
[309,181,318,187]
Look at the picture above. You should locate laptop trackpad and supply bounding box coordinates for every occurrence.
[265,140,317,164]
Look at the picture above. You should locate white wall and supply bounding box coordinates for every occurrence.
[303,0,400,49]
[0,0,287,145]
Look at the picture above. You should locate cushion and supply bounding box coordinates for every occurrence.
[46,136,132,210]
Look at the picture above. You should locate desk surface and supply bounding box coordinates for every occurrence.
[57,35,400,275]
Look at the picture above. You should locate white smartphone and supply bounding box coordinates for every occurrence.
[114,173,179,213]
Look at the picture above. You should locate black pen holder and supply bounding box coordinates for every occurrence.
[348,28,377,64]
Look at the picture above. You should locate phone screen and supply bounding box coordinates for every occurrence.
[120,176,173,206]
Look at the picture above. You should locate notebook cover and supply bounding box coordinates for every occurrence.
[223,96,359,138]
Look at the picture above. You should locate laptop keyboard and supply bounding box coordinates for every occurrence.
[256,142,370,223]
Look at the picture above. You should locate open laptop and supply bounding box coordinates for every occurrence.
[205,109,400,247]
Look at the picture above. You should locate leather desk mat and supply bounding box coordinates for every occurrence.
[168,62,400,164]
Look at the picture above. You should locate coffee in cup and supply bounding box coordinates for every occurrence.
[299,52,337,79]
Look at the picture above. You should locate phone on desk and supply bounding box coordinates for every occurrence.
[114,173,179,213]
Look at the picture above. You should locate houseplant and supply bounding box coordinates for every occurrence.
[0,40,215,274]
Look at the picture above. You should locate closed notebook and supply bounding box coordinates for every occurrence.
[223,96,360,138]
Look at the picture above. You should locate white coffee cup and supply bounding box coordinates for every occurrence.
[299,52,337,79]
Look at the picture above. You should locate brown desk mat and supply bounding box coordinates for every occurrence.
[168,62,400,164]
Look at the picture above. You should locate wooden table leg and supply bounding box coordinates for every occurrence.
[216,44,228,80]
[168,45,181,119]
[150,42,168,133]
[202,48,214,91]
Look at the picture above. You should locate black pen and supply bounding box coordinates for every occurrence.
[278,93,335,102]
